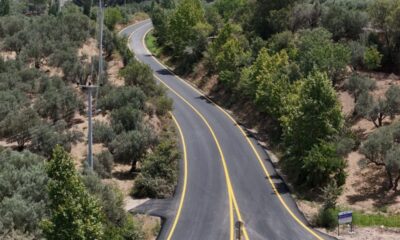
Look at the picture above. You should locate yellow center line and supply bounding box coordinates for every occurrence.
[127,23,244,240]
[138,26,250,240]
[136,22,325,240]
[167,114,189,240]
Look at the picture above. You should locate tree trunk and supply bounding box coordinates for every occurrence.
[393,173,400,191]
[387,169,394,190]
[130,159,137,173]
[378,113,384,127]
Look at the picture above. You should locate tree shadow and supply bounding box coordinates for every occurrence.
[112,170,137,181]
[346,165,400,208]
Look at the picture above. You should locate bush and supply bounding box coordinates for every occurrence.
[0,150,48,236]
[93,121,116,146]
[93,150,114,179]
[301,142,346,189]
[111,106,143,133]
[97,86,145,112]
[104,7,123,30]
[364,46,383,70]
[110,130,153,171]
[120,61,157,96]
[154,96,173,116]
[132,139,179,198]
[316,208,337,229]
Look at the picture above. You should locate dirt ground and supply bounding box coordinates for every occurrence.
[337,72,400,214]
[320,226,400,240]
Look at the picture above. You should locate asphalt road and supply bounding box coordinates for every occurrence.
[120,20,333,240]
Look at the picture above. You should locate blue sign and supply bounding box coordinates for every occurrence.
[338,211,353,224]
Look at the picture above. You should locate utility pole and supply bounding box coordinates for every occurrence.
[98,0,103,86]
[80,0,103,170]
[80,84,97,169]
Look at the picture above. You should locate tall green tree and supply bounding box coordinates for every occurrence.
[284,71,343,156]
[41,146,104,240]
[168,0,205,56]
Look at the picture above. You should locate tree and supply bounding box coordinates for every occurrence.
[41,146,104,240]
[284,71,343,156]
[98,86,145,112]
[368,0,400,69]
[168,0,205,56]
[110,105,143,133]
[93,150,114,179]
[0,0,10,16]
[289,1,321,32]
[360,123,400,190]
[30,121,83,158]
[215,37,250,90]
[81,173,145,239]
[93,121,116,146]
[214,0,247,20]
[300,142,346,189]
[35,86,83,123]
[345,74,376,102]
[355,86,400,127]
[104,7,123,31]
[0,108,41,149]
[253,49,292,119]
[321,3,368,41]
[0,150,48,237]
[151,5,170,45]
[120,61,157,96]
[250,0,295,39]
[297,28,351,82]
[110,130,153,172]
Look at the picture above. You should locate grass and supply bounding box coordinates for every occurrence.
[145,30,162,57]
[352,212,400,227]
[333,208,400,227]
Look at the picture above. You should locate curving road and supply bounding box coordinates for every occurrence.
[120,20,333,240]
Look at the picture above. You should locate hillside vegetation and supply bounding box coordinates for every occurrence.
[149,0,400,229]
[0,1,177,239]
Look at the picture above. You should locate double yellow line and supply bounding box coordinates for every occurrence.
[128,21,324,240]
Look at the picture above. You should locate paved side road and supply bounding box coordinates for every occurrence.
[121,20,335,240]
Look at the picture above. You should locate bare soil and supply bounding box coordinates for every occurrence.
[107,52,124,86]
[0,51,16,61]
[320,226,400,240]
[115,12,149,32]
[78,38,98,62]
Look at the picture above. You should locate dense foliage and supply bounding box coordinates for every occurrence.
[149,0,400,194]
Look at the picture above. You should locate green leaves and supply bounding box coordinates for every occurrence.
[133,138,179,198]
[0,150,47,236]
[104,7,123,31]
[360,122,400,190]
[43,146,104,240]
[167,0,205,56]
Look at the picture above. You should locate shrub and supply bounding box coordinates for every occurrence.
[93,150,114,179]
[154,96,173,116]
[104,7,123,30]
[316,208,337,229]
[110,130,153,171]
[0,150,48,236]
[120,61,157,96]
[93,121,116,146]
[111,106,143,133]
[364,46,383,70]
[132,139,179,198]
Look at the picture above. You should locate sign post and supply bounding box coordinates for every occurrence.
[338,211,353,236]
